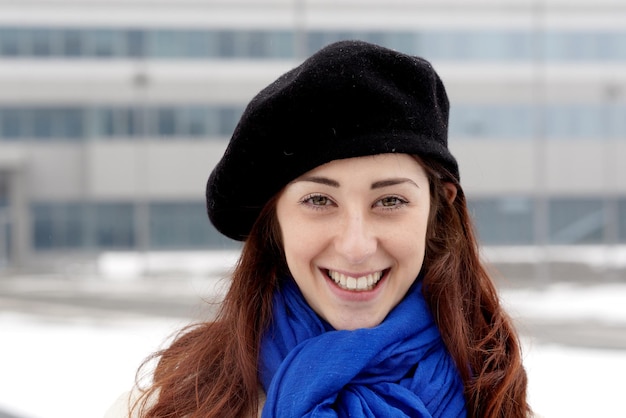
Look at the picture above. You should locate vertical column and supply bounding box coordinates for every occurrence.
[9,166,30,270]
[0,171,8,268]
[294,0,307,59]
[531,0,549,283]
[603,85,621,280]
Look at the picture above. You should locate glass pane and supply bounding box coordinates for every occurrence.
[58,108,85,139]
[186,106,208,136]
[507,31,533,61]
[185,30,210,57]
[218,107,242,136]
[152,30,181,57]
[615,32,626,60]
[95,203,134,248]
[480,104,529,139]
[125,29,146,58]
[544,31,581,61]
[306,31,327,55]
[126,107,142,137]
[60,29,83,57]
[150,202,236,248]
[452,105,490,138]
[157,107,176,136]
[90,29,118,57]
[544,105,570,138]
[268,30,293,58]
[93,108,115,137]
[0,28,21,56]
[32,108,55,139]
[361,31,387,49]
[32,203,55,249]
[31,29,53,56]
[245,30,269,58]
[549,198,604,244]
[610,104,626,139]
[389,31,417,55]
[218,30,237,57]
[205,107,220,136]
[32,202,86,249]
[65,203,86,247]
[469,197,534,244]
[0,108,22,139]
[593,32,613,60]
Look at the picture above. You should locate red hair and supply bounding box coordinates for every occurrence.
[133,158,530,418]
[420,158,530,417]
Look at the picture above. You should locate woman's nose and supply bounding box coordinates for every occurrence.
[333,211,377,265]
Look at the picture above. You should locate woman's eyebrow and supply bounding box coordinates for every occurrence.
[371,178,419,189]
[295,177,419,189]
[296,176,340,187]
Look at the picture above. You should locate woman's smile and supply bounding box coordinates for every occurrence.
[326,269,386,292]
[276,153,431,330]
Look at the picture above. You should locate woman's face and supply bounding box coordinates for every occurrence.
[276,153,431,330]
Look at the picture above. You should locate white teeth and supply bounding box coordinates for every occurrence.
[328,270,384,292]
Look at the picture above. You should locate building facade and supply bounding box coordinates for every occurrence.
[1,0,625,272]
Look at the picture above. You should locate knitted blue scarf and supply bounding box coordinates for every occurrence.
[259,278,467,417]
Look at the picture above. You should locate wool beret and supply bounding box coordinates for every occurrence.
[206,40,458,241]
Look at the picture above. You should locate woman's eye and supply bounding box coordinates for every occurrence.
[377,196,407,208]
[304,195,332,206]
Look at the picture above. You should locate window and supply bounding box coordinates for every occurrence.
[544,104,604,139]
[32,203,87,249]
[125,30,146,58]
[93,108,116,137]
[268,30,294,58]
[31,28,54,56]
[5,102,622,142]
[156,107,177,136]
[549,198,604,244]
[2,27,626,62]
[149,202,237,249]
[387,31,416,55]
[32,202,135,250]
[243,30,269,58]
[59,108,85,139]
[182,106,210,137]
[185,30,211,58]
[0,28,20,56]
[88,29,119,57]
[217,30,237,57]
[95,203,134,248]
[469,197,534,245]
[32,108,55,139]
[218,107,242,136]
[60,29,83,57]
[0,108,22,139]
[151,30,182,58]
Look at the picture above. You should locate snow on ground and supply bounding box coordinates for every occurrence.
[501,282,626,326]
[1,266,626,417]
[524,343,626,418]
[0,313,183,418]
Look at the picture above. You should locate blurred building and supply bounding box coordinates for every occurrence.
[0,0,625,272]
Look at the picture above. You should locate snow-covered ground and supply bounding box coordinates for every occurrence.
[1,248,626,418]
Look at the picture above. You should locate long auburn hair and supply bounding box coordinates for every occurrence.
[132,157,530,418]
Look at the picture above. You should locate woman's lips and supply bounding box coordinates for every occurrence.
[326,269,386,292]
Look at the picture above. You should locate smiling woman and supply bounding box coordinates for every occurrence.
[276,154,432,331]
[107,40,531,418]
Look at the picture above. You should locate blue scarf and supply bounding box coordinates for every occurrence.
[259,278,467,417]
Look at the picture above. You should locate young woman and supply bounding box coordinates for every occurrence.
[106,40,531,417]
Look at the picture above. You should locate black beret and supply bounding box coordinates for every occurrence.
[206,40,458,241]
